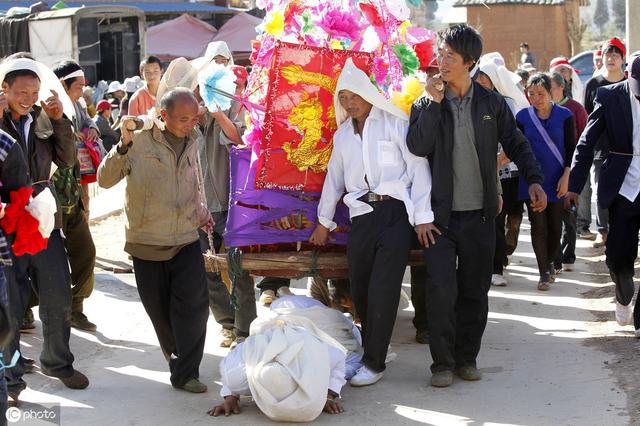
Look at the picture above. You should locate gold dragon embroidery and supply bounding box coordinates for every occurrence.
[279,65,338,173]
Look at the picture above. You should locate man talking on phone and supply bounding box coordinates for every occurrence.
[406,24,545,388]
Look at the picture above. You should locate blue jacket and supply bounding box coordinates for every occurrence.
[517,104,574,203]
[569,80,636,209]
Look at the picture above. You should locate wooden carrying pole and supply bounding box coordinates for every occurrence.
[204,250,425,280]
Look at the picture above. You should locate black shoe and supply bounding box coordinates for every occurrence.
[8,390,19,407]
[415,328,429,344]
[71,312,97,332]
[20,308,35,331]
[22,356,35,374]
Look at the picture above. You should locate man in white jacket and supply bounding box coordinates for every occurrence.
[309,58,435,387]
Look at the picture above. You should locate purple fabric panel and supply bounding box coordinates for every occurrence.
[225,147,349,247]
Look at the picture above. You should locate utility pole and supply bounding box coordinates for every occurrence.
[627,0,639,53]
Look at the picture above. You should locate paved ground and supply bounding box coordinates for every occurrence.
[10,211,637,425]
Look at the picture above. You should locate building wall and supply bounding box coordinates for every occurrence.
[465,4,572,71]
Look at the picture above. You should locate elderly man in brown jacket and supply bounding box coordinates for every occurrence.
[98,88,210,393]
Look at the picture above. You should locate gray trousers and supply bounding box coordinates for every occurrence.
[199,211,256,337]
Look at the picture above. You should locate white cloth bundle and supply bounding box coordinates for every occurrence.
[271,296,362,352]
[25,187,57,238]
[244,314,346,422]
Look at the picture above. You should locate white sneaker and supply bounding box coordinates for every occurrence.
[385,351,397,364]
[491,274,507,287]
[615,301,634,326]
[276,286,293,297]
[259,290,276,306]
[350,365,383,387]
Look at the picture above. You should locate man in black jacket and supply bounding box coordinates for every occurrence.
[566,55,640,333]
[407,24,546,387]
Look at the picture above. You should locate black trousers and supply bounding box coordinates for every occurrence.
[347,200,412,373]
[606,194,640,327]
[422,210,494,373]
[4,230,74,395]
[526,201,563,276]
[411,265,428,331]
[554,207,577,268]
[493,177,523,274]
[132,241,208,387]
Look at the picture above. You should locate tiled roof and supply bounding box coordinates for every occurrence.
[0,1,234,14]
[454,0,568,6]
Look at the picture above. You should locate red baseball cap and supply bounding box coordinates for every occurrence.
[602,37,626,57]
[96,100,112,112]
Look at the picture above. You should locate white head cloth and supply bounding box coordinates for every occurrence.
[549,59,584,105]
[191,41,234,70]
[0,58,75,121]
[334,58,408,126]
[478,53,529,112]
[244,314,346,422]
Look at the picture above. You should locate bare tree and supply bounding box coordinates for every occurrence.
[567,9,588,55]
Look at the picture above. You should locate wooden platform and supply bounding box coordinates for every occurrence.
[204,250,425,279]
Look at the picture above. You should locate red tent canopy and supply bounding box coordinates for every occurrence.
[210,12,261,61]
[146,14,217,61]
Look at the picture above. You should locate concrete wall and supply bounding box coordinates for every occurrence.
[465,4,572,71]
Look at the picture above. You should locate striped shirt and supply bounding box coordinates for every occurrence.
[0,129,16,265]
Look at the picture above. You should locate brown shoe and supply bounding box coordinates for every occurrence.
[430,370,453,387]
[593,232,607,248]
[59,370,90,389]
[219,328,235,348]
[175,378,207,393]
[455,365,482,381]
[71,312,97,332]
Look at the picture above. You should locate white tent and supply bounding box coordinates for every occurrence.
[210,12,261,59]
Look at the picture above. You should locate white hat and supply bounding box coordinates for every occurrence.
[520,62,536,73]
[334,58,408,127]
[156,57,200,105]
[0,58,75,121]
[191,41,234,70]
[107,80,124,94]
[123,76,144,93]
